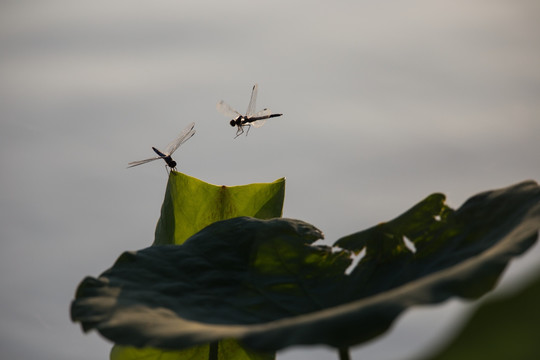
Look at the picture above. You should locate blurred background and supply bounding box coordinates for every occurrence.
[1,1,539,359]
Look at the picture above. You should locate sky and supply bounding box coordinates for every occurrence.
[1,1,539,359]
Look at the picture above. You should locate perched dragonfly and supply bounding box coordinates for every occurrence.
[127,122,195,170]
[217,84,282,138]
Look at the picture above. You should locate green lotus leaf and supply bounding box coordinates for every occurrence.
[71,180,540,356]
[154,171,285,246]
[110,339,272,360]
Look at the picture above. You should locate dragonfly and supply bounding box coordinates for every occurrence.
[217,84,282,138]
[127,122,195,171]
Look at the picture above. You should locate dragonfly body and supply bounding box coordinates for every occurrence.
[151,147,177,169]
[217,84,282,137]
[229,113,282,132]
[128,122,195,170]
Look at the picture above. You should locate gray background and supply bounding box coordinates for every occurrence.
[1,1,539,359]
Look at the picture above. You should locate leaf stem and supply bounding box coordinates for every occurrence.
[209,341,219,360]
[338,347,350,360]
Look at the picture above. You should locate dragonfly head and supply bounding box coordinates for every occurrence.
[169,160,177,169]
[230,119,237,127]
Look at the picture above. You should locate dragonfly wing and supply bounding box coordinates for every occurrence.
[127,156,161,168]
[216,101,241,119]
[252,108,271,117]
[246,84,258,117]
[249,108,271,128]
[164,122,196,155]
[251,119,266,128]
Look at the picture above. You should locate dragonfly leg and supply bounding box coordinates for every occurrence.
[234,126,244,138]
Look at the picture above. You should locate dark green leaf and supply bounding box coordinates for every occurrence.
[419,268,540,360]
[71,181,540,352]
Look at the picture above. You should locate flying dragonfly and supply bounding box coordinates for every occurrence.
[127,122,195,171]
[217,84,282,138]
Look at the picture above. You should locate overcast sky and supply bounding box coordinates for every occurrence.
[1,1,540,359]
